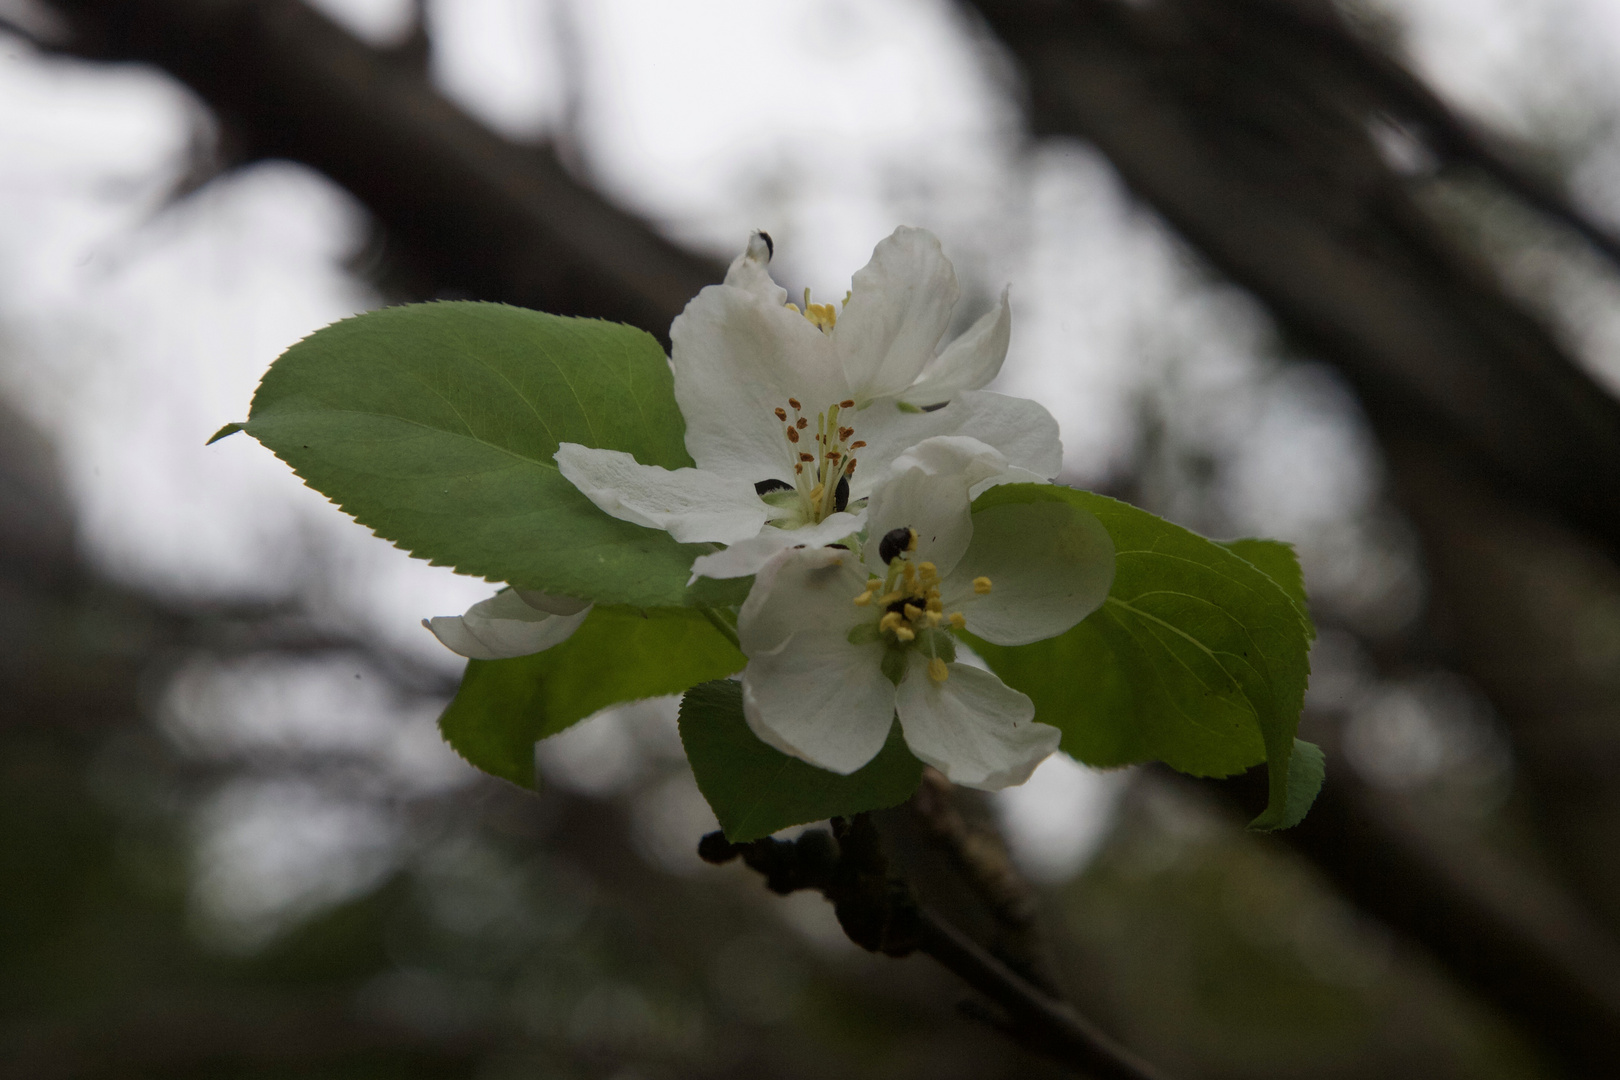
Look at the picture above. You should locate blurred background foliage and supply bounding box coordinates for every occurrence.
[5,0,1620,1076]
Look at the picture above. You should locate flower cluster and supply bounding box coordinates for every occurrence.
[428,228,1114,789]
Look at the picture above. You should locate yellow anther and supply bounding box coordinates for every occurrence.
[806,303,838,332]
[878,591,904,607]
[917,561,936,578]
[904,603,924,622]
[948,612,966,629]
[926,610,943,627]
[879,611,904,633]
[973,576,993,595]
[866,577,883,590]
[894,626,916,642]
[784,302,800,314]
[853,590,874,607]
[926,596,944,613]
[928,656,949,683]
[907,529,919,552]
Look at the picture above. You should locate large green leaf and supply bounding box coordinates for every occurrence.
[440,605,745,787]
[966,486,1317,829]
[679,680,925,842]
[244,302,711,608]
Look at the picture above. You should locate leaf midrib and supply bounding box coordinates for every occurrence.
[255,404,568,473]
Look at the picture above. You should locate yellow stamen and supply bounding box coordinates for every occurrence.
[853,590,874,607]
[926,610,943,627]
[806,303,838,331]
[928,656,949,682]
[926,596,944,613]
[878,591,904,607]
[973,576,993,595]
[879,611,903,633]
[948,612,966,629]
[894,626,916,642]
[904,604,924,622]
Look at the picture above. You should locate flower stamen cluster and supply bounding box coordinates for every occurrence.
[850,526,991,684]
[772,396,865,524]
[784,287,849,334]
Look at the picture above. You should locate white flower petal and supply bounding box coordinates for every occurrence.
[742,630,897,775]
[425,589,592,660]
[738,545,868,658]
[722,231,787,305]
[946,498,1115,646]
[555,442,766,544]
[687,510,866,582]
[895,656,1059,790]
[863,436,1011,577]
[905,287,1011,404]
[672,271,848,482]
[846,390,1062,499]
[834,226,960,401]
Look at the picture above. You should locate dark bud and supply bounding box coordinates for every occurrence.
[920,401,949,413]
[758,231,774,259]
[834,475,850,513]
[754,478,793,496]
[698,831,739,865]
[879,527,913,564]
[826,543,849,550]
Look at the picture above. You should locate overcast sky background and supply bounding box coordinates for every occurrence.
[3,0,1619,942]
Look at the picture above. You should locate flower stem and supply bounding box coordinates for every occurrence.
[698,604,740,650]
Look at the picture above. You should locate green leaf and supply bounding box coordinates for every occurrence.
[1221,538,1309,619]
[679,680,924,842]
[965,486,1315,830]
[206,422,245,445]
[1279,739,1326,829]
[245,302,711,609]
[439,604,745,787]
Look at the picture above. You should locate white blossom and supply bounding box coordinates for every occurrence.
[557,226,1063,581]
[736,436,1114,790]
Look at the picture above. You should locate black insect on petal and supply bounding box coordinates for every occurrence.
[754,478,793,496]
[834,476,850,513]
[758,231,774,259]
[826,543,849,550]
[879,527,913,564]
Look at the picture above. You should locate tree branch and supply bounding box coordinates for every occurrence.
[969,0,1620,554]
[699,815,1172,1080]
[43,0,722,339]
